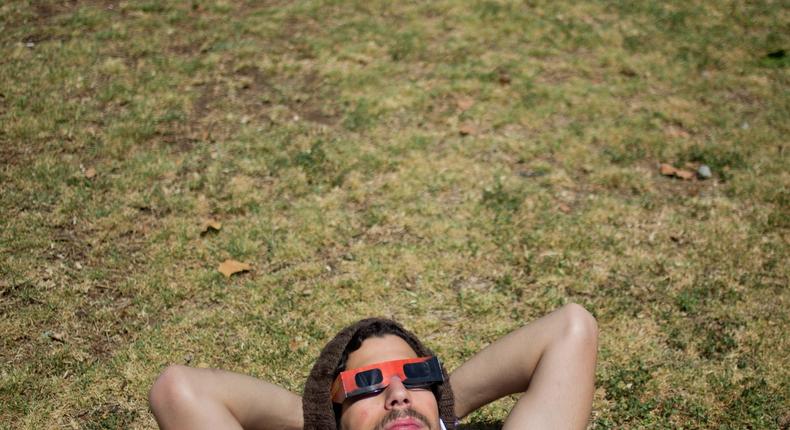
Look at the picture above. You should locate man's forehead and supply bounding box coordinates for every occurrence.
[346,334,419,369]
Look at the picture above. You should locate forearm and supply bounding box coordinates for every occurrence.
[220,370,303,430]
[449,323,542,418]
[449,304,598,429]
[149,365,303,430]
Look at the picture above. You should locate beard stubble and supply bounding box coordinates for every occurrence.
[372,408,433,430]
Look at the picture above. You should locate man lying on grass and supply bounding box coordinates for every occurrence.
[149,303,597,430]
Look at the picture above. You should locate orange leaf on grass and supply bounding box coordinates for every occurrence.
[659,163,677,176]
[84,168,97,179]
[200,220,222,235]
[459,123,477,136]
[675,169,695,180]
[218,259,251,278]
[456,97,475,111]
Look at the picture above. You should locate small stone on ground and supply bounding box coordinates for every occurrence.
[697,164,712,179]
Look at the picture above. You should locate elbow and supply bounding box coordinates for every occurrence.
[149,365,196,418]
[559,303,598,349]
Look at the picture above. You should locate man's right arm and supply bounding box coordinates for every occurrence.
[149,365,303,430]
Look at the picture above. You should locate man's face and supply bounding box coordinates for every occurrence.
[339,334,440,430]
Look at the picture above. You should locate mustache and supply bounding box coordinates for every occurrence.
[373,408,431,430]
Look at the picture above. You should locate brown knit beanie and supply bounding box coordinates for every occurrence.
[303,318,456,430]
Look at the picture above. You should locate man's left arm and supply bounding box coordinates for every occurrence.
[449,303,598,429]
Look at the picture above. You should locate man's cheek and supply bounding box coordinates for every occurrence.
[361,410,376,430]
[348,405,370,429]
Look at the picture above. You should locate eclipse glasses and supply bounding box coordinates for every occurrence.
[331,356,444,404]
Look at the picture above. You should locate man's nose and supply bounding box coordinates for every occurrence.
[383,376,411,409]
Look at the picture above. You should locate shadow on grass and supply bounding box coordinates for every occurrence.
[459,422,504,429]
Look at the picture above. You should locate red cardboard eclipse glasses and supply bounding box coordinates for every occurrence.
[331,356,444,404]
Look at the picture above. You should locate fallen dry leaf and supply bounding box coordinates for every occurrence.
[665,125,690,139]
[218,259,251,278]
[675,169,695,180]
[659,163,677,176]
[289,336,309,352]
[620,67,638,77]
[558,203,572,214]
[84,168,96,179]
[459,123,477,136]
[47,331,66,343]
[456,97,475,111]
[200,219,222,235]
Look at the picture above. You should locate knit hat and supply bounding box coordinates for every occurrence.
[302,317,456,429]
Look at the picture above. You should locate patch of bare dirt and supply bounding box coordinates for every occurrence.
[290,70,340,126]
[0,141,21,166]
[30,0,119,24]
[0,279,44,308]
[191,64,340,129]
[2,214,157,372]
[236,65,341,126]
[73,402,138,428]
[192,82,218,121]
[31,1,78,22]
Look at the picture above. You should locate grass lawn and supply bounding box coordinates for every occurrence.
[1,0,788,428]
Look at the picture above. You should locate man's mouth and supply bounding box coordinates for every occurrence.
[374,407,432,430]
[384,417,425,430]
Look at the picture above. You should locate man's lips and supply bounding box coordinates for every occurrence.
[384,417,426,430]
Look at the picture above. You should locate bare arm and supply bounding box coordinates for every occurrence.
[449,303,598,429]
[149,365,303,430]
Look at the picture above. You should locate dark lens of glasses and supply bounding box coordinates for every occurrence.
[355,368,383,387]
[403,361,431,378]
